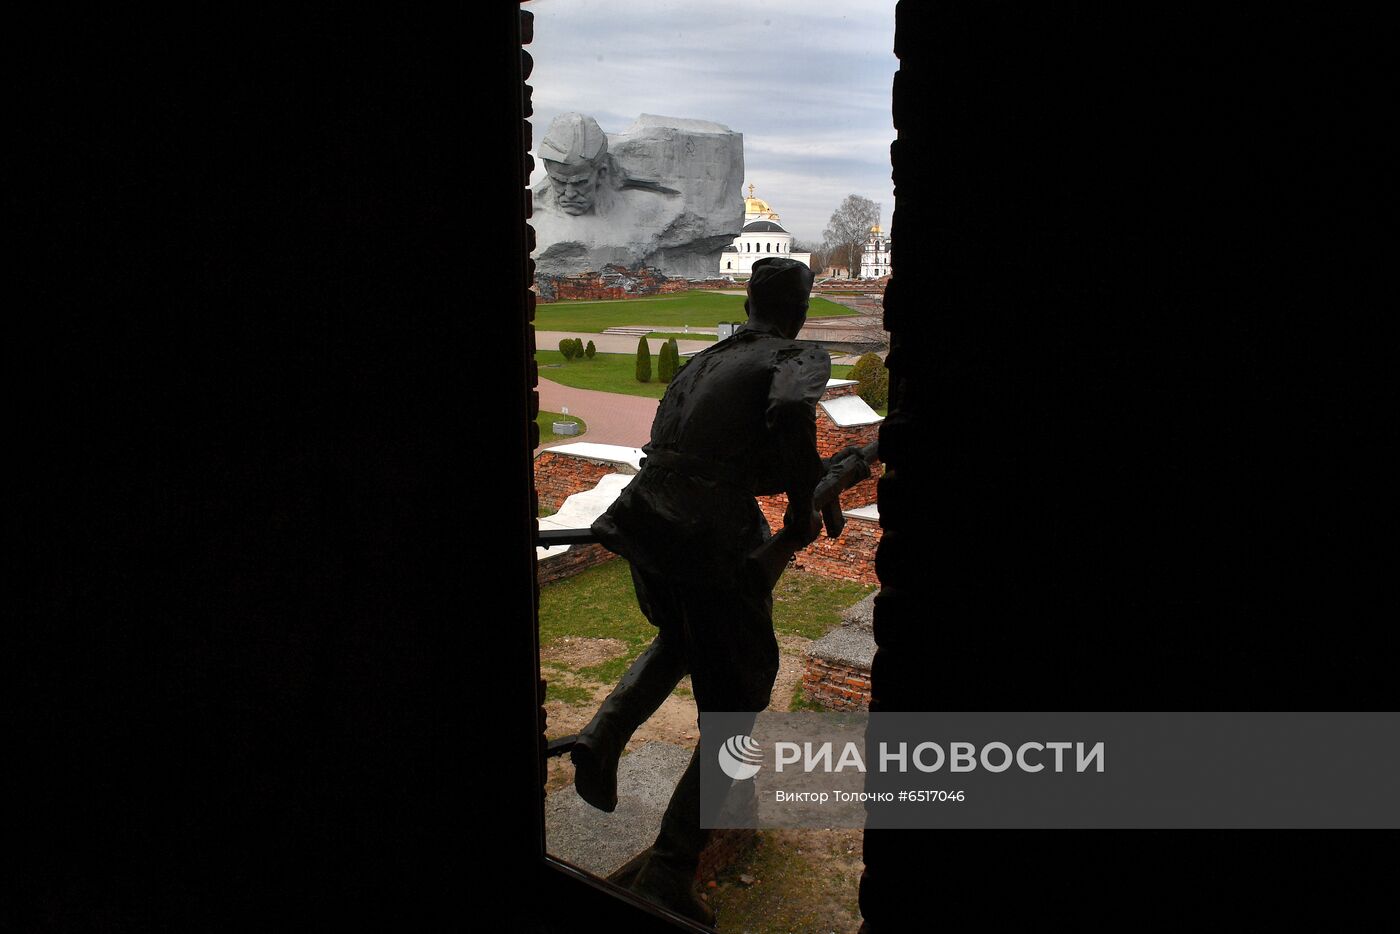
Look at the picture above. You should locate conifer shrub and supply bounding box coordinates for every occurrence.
[849,351,889,409]
[635,336,652,382]
[658,338,677,383]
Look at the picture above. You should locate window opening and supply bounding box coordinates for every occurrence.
[524,2,895,927]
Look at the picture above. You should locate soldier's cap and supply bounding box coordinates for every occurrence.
[748,257,815,302]
[539,113,608,167]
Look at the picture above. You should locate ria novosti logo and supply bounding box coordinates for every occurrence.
[717,734,763,780]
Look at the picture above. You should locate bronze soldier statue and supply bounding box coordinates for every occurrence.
[572,257,831,925]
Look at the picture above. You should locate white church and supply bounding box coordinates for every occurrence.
[719,184,813,278]
[860,224,891,279]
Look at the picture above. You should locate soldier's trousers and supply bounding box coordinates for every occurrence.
[578,561,780,873]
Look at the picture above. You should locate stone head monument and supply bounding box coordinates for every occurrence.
[537,113,614,218]
[532,113,744,279]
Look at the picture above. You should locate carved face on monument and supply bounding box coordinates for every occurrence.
[538,113,611,217]
[530,112,742,279]
[543,158,607,216]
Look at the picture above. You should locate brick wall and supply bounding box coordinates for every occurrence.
[532,267,874,301]
[536,542,617,586]
[535,387,881,585]
[815,386,881,509]
[756,496,882,586]
[534,265,737,303]
[535,264,672,302]
[533,451,636,513]
[684,278,736,291]
[813,472,880,512]
[533,449,637,585]
[816,419,878,460]
[823,382,859,399]
[796,514,880,584]
[815,385,880,458]
[812,279,885,293]
[816,424,881,509]
[749,380,884,582]
[802,656,872,710]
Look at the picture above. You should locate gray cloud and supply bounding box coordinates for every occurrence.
[526,0,897,243]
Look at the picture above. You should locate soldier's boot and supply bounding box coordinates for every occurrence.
[715,770,758,827]
[572,635,687,812]
[628,748,715,926]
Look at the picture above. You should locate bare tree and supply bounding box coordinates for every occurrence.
[792,239,824,272]
[822,194,879,276]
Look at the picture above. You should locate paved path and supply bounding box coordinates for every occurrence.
[535,314,886,449]
[536,378,659,450]
[536,330,715,356]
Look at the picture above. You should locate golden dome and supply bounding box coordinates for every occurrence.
[744,183,778,219]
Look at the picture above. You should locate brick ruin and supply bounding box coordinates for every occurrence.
[802,590,877,711]
[533,265,883,304]
[534,379,883,588]
[534,263,733,303]
[754,379,883,585]
[811,278,886,294]
[761,508,881,586]
[536,540,616,587]
[534,448,641,585]
[803,655,873,711]
[534,448,637,514]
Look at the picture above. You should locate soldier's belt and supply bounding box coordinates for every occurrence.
[643,450,753,490]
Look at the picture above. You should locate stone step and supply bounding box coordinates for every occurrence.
[602,326,654,336]
[545,740,755,882]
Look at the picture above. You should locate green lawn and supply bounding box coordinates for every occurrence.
[536,410,587,443]
[789,680,827,712]
[705,829,864,933]
[538,559,874,692]
[768,571,875,640]
[538,559,666,688]
[536,351,677,399]
[536,292,853,333]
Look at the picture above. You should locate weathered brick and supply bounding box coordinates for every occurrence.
[533,384,882,586]
[801,655,874,711]
[534,264,735,302]
[533,451,637,513]
[536,542,618,586]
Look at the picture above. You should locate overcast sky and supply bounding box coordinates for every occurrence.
[526,0,897,245]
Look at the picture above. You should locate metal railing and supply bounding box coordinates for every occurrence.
[537,527,599,547]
